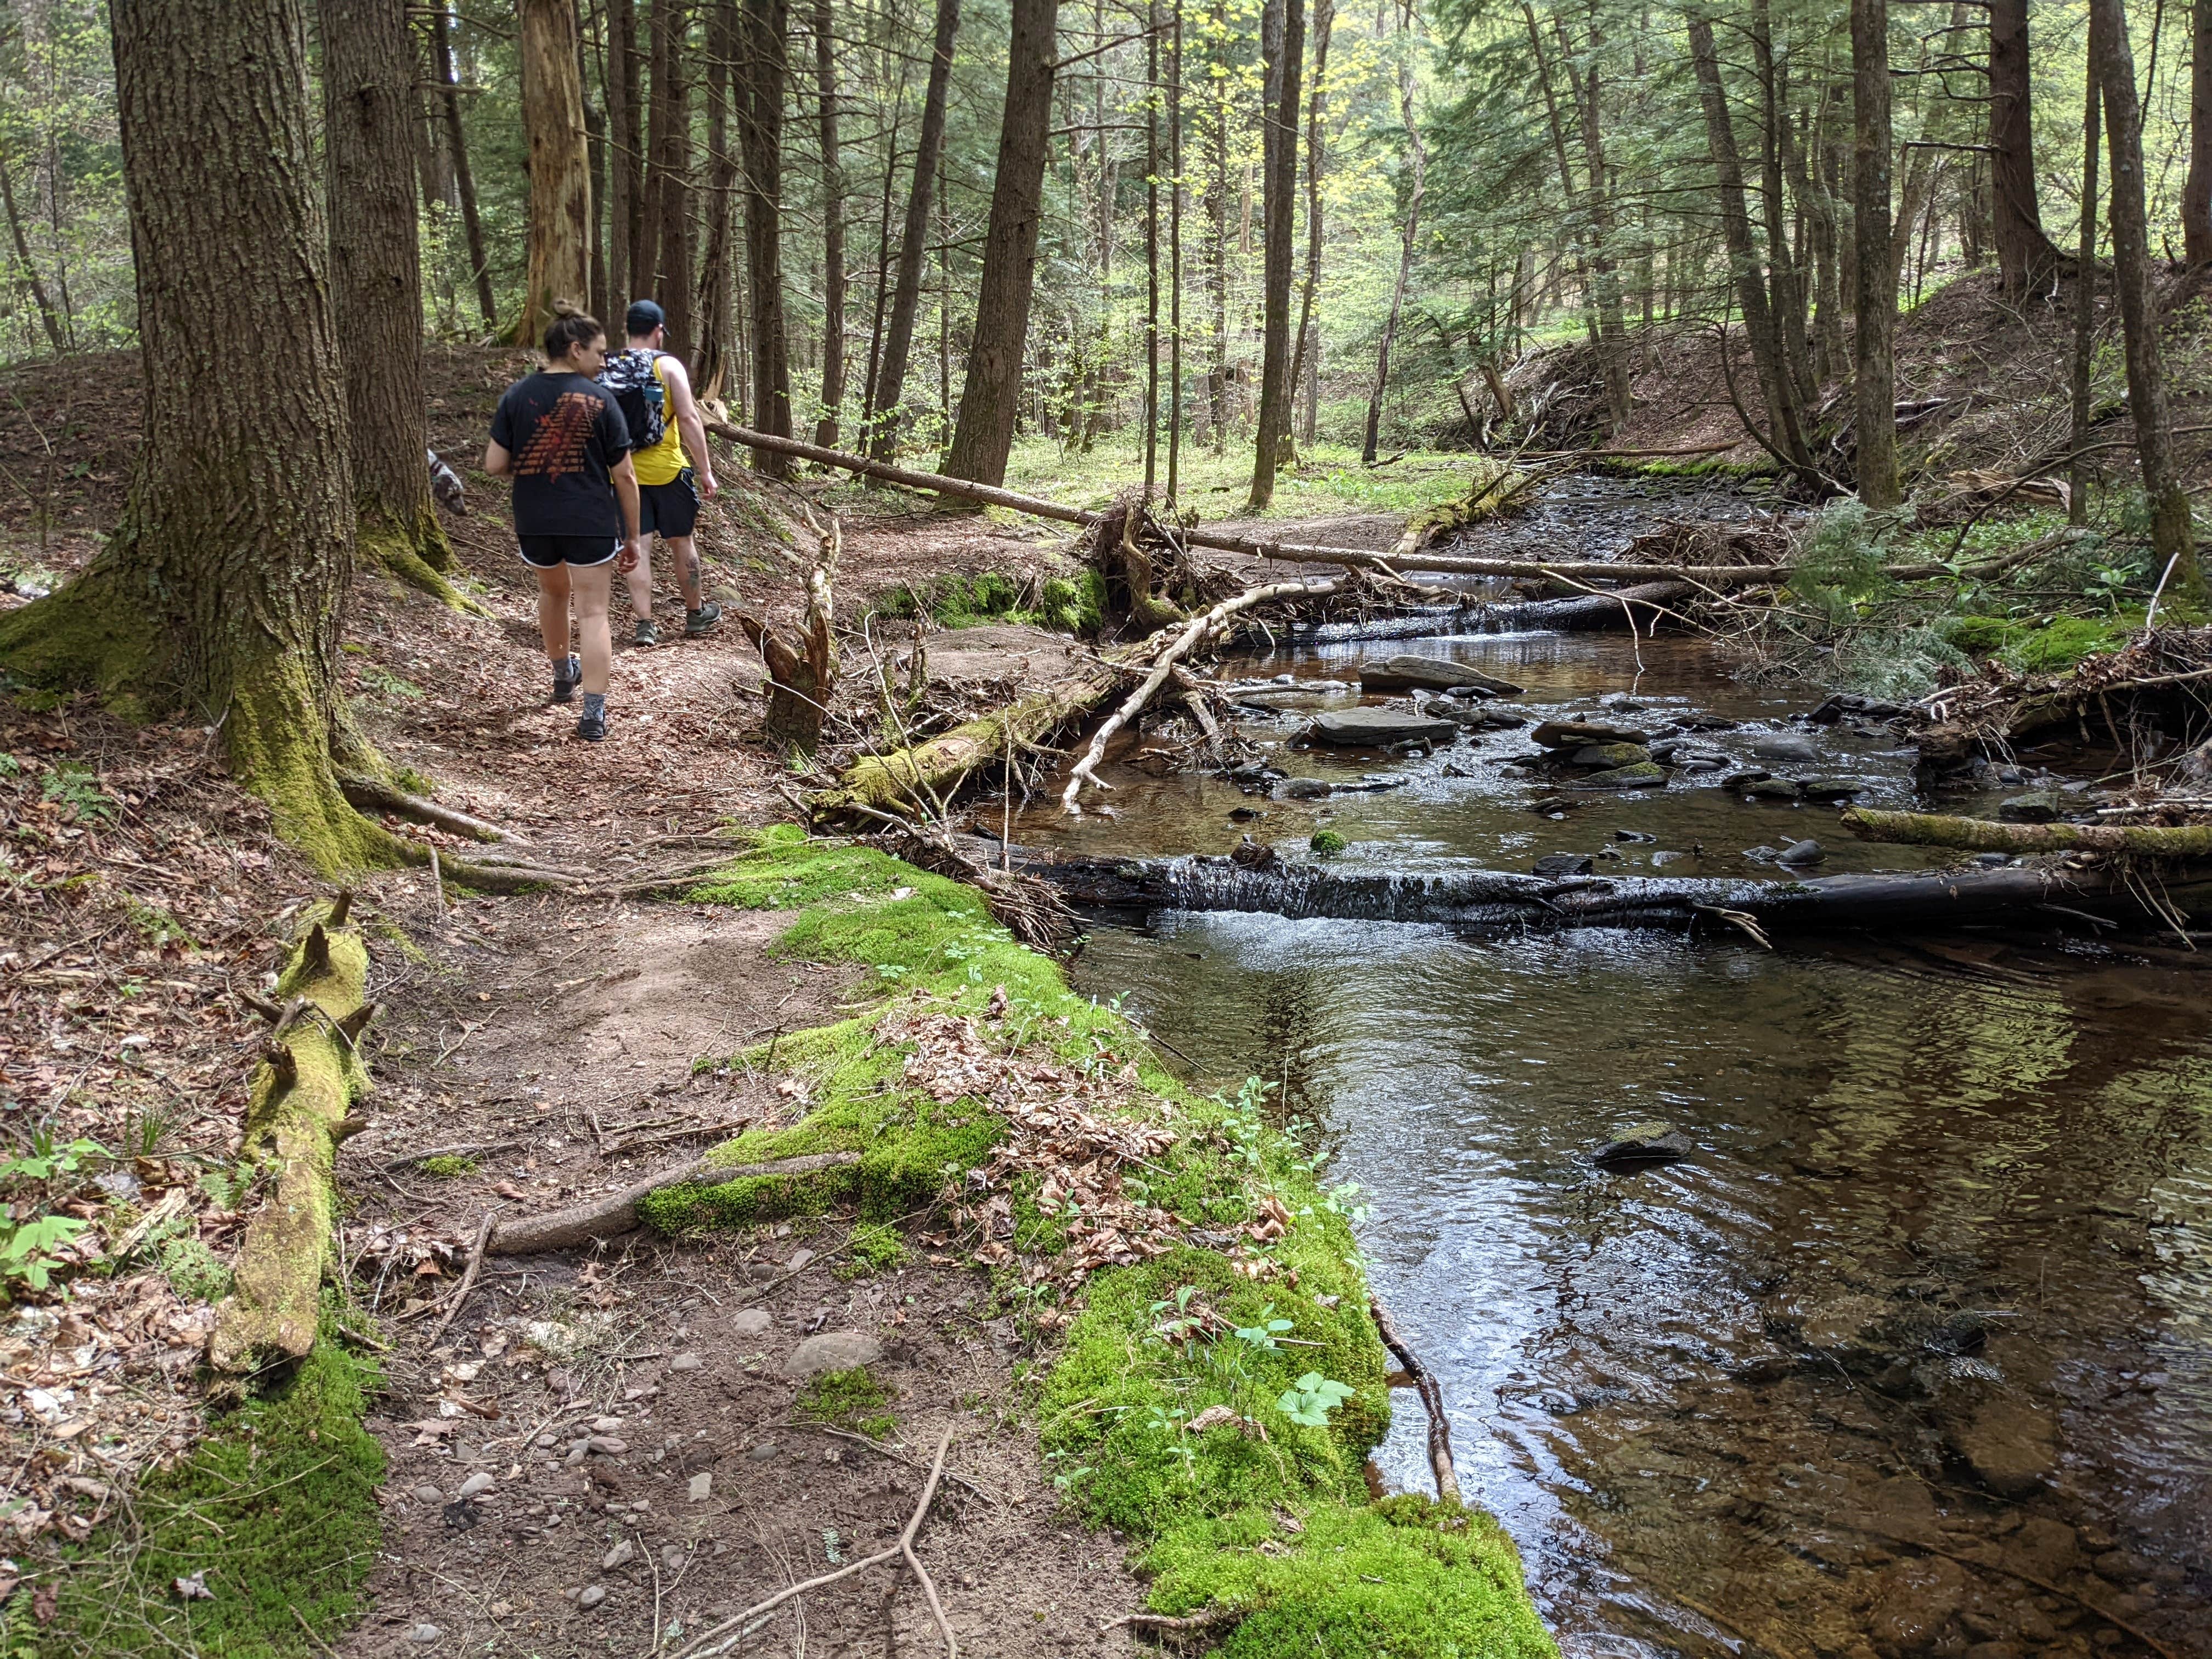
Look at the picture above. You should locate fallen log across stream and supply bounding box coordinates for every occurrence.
[979,838,2212,936]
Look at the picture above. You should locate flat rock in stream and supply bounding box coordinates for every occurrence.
[1592,1122,1694,1170]
[1532,719,1653,749]
[1998,791,2066,823]
[1948,1401,2058,1498]
[1750,732,1821,765]
[1567,761,1667,790]
[1307,708,1459,748]
[1797,777,1863,803]
[1569,742,1653,769]
[1359,654,1525,696]
[1743,777,1805,802]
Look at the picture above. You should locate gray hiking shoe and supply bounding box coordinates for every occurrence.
[634,617,658,647]
[551,653,581,703]
[685,600,724,637]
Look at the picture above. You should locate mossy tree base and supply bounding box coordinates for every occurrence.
[363,512,483,613]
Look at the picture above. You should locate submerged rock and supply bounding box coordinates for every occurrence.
[1532,718,1652,748]
[1865,1555,1968,1655]
[1948,1400,2058,1498]
[1532,854,1595,877]
[1672,713,1739,732]
[1592,1122,1694,1169]
[1308,708,1460,748]
[1358,654,1524,695]
[1750,732,1820,765]
[1743,777,1805,802]
[1797,776,1862,803]
[1279,777,1333,800]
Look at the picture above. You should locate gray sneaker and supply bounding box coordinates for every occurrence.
[634,617,658,647]
[685,601,724,637]
[551,653,581,703]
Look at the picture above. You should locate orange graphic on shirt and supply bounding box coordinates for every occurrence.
[513,392,601,480]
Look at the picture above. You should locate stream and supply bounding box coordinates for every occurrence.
[1008,479,2212,1657]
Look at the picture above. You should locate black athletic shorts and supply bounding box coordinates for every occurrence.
[516,534,619,568]
[637,468,700,538]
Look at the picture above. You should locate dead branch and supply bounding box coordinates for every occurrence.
[426,1205,500,1349]
[1843,806,2212,857]
[1098,1606,1245,1640]
[338,774,520,843]
[662,1427,957,1659]
[485,1150,862,1255]
[1062,578,1339,812]
[738,510,842,754]
[1369,1298,1461,1505]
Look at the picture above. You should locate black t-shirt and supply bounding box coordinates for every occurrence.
[489,370,632,538]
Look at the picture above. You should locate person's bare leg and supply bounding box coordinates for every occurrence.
[572,562,615,695]
[664,533,704,609]
[620,536,656,623]
[536,563,572,662]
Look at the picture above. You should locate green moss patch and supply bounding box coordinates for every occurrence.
[797,1365,897,1438]
[13,1324,385,1657]
[661,831,1555,1654]
[1936,612,2134,674]
[414,1154,478,1178]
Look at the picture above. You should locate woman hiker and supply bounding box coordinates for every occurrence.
[483,303,645,742]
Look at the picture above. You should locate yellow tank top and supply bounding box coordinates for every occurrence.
[631,354,689,486]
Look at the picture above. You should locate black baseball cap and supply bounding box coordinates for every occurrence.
[625,299,665,336]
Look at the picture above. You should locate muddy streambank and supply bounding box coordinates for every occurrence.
[997,495,2212,1657]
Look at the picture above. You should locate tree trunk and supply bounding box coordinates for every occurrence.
[584,36,610,323]
[2092,0,2207,606]
[610,0,645,301]
[1989,0,2062,294]
[2070,67,2101,526]
[320,0,455,595]
[1689,13,1814,479]
[1288,0,1332,451]
[432,3,496,331]
[813,0,847,445]
[1248,0,1304,506]
[1362,9,1423,466]
[1166,0,1184,499]
[871,0,960,459]
[941,0,1059,487]
[2190,0,2212,266]
[518,0,592,344]
[1852,0,1899,508]
[694,0,738,398]
[1562,8,1632,429]
[645,0,693,358]
[1206,0,1229,453]
[739,0,793,470]
[0,0,382,870]
[1751,0,1814,410]
[1145,0,1161,488]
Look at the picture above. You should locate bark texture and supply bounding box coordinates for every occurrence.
[645,0,694,356]
[2191,0,2212,267]
[1850,0,1899,507]
[1287,0,1332,450]
[739,0,794,471]
[0,0,379,868]
[694,0,739,398]
[518,0,592,343]
[870,0,960,459]
[813,0,847,445]
[1361,12,1423,466]
[942,0,1059,487]
[431,2,496,332]
[1988,0,2062,294]
[1248,0,1303,505]
[320,0,455,592]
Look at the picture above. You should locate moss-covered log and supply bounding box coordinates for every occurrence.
[487,1150,862,1254]
[1843,806,2212,856]
[810,665,1128,823]
[1389,458,1534,561]
[210,900,375,1375]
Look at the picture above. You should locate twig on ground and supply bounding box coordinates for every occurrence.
[1368,1297,1461,1505]
[426,1206,500,1350]
[1099,1605,1244,1638]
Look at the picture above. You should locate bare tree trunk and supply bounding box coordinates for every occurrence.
[0,133,63,354]
[1751,0,1814,410]
[1249,0,1304,506]
[739,0,793,469]
[432,3,496,331]
[1288,0,1332,450]
[583,18,610,320]
[2091,0,2205,605]
[1361,8,1423,466]
[694,0,738,397]
[1853,0,1899,507]
[1167,0,1184,500]
[321,0,451,584]
[1145,0,1161,488]
[1690,12,1813,477]
[518,0,592,343]
[1206,0,1229,454]
[609,0,645,301]
[2188,0,2212,266]
[0,0,380,867]
[2070,66,2100,526]
[871,0,960,458]
[646,0,693,357]
[941,0,1059,487]
[1989,0,2062,294]
[812,0,846,444]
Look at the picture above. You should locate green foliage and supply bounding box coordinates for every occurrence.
[413,1154,478,1178]
[0,1134,107,1299]
[38,763,115,823]
[1308,829,1348,857]
[157,1232,232,1303]
[1276,1372,1357,1428]
[12,1322,386,1657]
[797,1366,896,1438]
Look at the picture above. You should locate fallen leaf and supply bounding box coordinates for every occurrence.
[171,1571,213,1602]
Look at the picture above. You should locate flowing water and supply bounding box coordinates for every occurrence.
[1006,486,2212,1657]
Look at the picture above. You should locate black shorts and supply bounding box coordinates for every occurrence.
[517,534,618,568]
[637,469,699,539]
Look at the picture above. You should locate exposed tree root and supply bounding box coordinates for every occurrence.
[1843,806,2212,856]
[209,898,375,1376]
[337,774,518,843]
[1098,1606,1245,1643]
[737,509,841,753]
[484,1150,862,1255]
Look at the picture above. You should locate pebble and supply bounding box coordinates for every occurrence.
[412,1483,444,1505]
[783,1330,883,1379]
[730,1309,772,1338]
[408,1624,442,1645]
[786,1247,817,1272]
[602,1539,635,1571]
[689,1472,712,1502]
[578,1584,607,1610]
[746,1441,780,1462]
[668,1351,703,1372]
[455,1472,495,1500]
[587,1436,628,1454]
[1776,839,1826,866]
[590,1415,624,1433]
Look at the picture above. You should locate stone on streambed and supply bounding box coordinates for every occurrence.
[1997,791,2066,823]
[1750,732,1821,765]
[783,1330,883,1379]
[1567,761,1667,791]
[1797,777,1862,803]
[1776,838,1826,866]
[1532,854,1595,877]
[1947,1400,2058,1498]
[1569,742,1652,769]
[1592,1122,1694,1169]
[1532,719,1652,749]
[1307,708,1460,748]
[1743,777,1804,802]
[1358,654,1525,696]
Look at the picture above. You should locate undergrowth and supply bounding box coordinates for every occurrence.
[7,1318,385,1658]
[657,824,1555,1656]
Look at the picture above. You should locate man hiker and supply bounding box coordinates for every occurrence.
[484,302,645,742]
[599,298,724,646]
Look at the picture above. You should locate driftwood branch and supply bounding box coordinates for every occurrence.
[1061,578,1338,812]
[663,1427,957,1659]
[1369,1299,1461,1505]
[1098,1606,1245,1639]
[486,1150,861,1255]
[1843,806,2212,856]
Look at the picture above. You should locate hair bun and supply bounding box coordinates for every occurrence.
[551,297,585,319]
